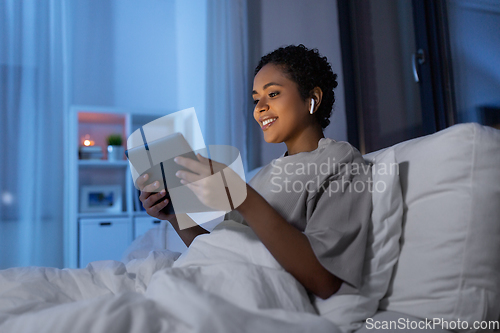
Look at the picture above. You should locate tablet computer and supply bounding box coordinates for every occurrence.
[126,132,210,214]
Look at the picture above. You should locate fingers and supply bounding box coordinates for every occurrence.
[136,173,149,190]
[139,190,150,203]
[174,155,208,175]
[135,171,171,219]
[198,154,226,173]
[209,159,226,174]
[174,154,212,186]
[150,197,170,214]
[196,153,210,166]
[174,154,233,187]
[144,189,169,212]
[139,179,162,203]
[143,180,161,193]
[175,170,202,185]
[197,153,215,174]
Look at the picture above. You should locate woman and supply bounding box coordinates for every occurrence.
[138,45,372,300]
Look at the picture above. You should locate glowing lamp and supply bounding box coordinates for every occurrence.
[82,134,94,146]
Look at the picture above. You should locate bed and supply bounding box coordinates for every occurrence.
[0,219,342,333]
[1,123,499,333]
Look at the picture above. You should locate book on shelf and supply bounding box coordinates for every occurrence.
[79,146,103,160]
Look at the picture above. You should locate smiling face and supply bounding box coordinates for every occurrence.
[252,64,322,154]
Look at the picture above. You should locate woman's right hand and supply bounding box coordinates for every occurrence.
[137,174,176,221]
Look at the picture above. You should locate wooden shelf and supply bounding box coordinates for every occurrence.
[66,106,177,268]
[78,160,128,168]
[78,212,130,219]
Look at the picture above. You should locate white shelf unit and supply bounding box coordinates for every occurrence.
[64,106,185,268]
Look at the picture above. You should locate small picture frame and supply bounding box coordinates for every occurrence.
[80,185,122,213]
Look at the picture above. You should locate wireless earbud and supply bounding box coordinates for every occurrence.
[310,99,315,114]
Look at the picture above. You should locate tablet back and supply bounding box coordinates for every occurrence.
[126,132,209,213]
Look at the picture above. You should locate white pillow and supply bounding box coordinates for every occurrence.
[379,123,500,331]
[314,148,404,333]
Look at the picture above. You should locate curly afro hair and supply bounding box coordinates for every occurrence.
[254,44,338,129]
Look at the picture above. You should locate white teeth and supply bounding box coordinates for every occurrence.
[262,118,277,126]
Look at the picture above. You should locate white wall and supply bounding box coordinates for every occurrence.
[113,0,178,110]
[248,0,347,166]
[71,0,207,131]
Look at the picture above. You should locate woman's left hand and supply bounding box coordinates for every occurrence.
[174,154,247,211]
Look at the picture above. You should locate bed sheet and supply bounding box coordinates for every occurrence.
[0,220,341,333]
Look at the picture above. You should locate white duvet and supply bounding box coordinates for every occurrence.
[0,220,341,333]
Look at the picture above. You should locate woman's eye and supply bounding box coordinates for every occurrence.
[253,99,259,105]
[269,92,279,98]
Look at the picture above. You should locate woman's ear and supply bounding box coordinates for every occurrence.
[309,87,323,114]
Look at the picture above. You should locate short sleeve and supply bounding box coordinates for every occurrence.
[304,152,372,289]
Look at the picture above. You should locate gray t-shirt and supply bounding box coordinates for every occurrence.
[225,138,372,290]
